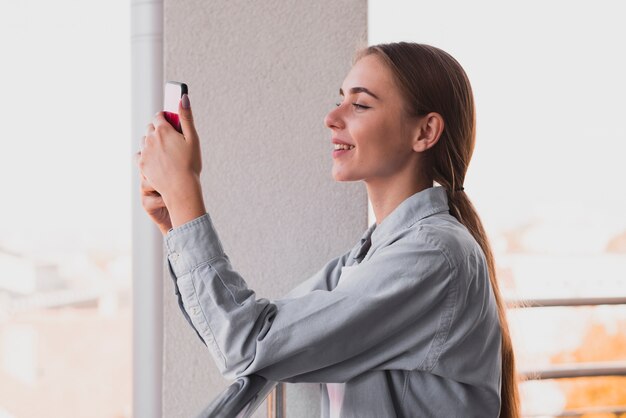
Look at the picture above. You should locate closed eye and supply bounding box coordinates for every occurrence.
[335,102,371,110]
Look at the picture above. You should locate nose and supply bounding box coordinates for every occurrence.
[324,103,345,130]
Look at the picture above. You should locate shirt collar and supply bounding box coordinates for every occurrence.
[353,222,377,263]
[369,186,449,246]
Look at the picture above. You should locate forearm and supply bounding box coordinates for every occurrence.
[162,173,207,229]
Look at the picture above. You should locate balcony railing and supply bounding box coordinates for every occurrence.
[193,375,279,418]
[509,295,626,418]
[507,296,626,308]
[525,406,626,418]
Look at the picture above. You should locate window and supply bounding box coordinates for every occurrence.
[0,1,132,417]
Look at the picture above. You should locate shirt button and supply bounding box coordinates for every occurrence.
[192,307,200,315]
[170,252,179,262]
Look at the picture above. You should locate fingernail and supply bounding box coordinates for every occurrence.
[182,94,190,109]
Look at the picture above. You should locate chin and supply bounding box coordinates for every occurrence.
[332,170,358,182]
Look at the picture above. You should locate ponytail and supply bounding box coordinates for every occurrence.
[446,190,521,418]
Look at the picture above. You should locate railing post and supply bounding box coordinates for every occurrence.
[266,382,286,418]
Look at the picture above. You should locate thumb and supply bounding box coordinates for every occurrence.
[179,93,198,142]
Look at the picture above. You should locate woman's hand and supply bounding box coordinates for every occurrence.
[139,173,172,235]
[136,94,206,230]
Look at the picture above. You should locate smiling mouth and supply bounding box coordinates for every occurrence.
[332,147,354,158]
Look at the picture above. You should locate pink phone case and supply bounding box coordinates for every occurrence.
[164,81,188,133]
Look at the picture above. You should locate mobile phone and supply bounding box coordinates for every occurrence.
[164,81,188,133]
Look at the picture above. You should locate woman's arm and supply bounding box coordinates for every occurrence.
[166,212,460,383]
[168,224,355,348]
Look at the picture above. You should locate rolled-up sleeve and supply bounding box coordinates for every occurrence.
[165,212,456,383]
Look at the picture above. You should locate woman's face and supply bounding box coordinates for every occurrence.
[324,54,421,183]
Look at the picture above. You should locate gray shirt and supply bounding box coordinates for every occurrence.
[165,185,502,417]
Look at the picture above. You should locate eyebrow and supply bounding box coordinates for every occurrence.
[339,86,380,101]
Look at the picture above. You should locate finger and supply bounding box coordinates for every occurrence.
[178,93,199,143]
[153,111,169,128]
[140,177,160,195]
[141,194,167,213]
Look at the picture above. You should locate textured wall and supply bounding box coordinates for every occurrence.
[162,1,367,417]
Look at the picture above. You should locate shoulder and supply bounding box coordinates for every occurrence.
[406,212,484,270]
[366,211,488,288]
[363,211,488,286]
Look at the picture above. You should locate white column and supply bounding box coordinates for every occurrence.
[131,1,164,417]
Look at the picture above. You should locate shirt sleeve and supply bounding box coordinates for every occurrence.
[281,250,353,298]
[165,212,456,383]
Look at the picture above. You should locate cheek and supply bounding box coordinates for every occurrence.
[351,116,385,148]
[354,118,401,156]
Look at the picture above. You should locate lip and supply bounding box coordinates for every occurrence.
[332,148,354,159]
[332,138,354,146]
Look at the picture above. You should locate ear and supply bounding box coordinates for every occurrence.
[412,112,444,153]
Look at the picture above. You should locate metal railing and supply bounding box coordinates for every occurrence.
[509,295,626,417]
[193,375,279,418]
[520,360,626,380]
[525,406,626,417]
[265,383,286,418]
[507,296,626,309]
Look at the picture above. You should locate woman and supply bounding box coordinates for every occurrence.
[137,42,520,417]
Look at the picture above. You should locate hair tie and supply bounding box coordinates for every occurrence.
[455,187,464,192]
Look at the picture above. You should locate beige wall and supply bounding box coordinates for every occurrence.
[162,1,367,416]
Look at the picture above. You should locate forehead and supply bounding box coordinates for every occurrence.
[341,54,398,99]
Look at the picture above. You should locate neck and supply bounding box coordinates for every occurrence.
[366,175,432,225]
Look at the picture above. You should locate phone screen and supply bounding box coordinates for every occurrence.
[164,81,188,133]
